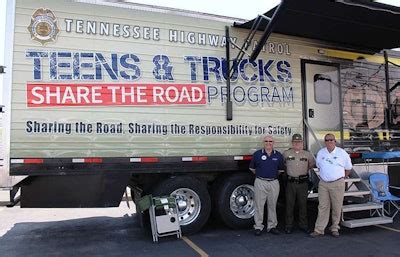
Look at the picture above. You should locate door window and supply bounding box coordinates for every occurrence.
[314,74,332,104]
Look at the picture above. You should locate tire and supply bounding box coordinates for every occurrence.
[151,176,211,235]
[214,173,255,229]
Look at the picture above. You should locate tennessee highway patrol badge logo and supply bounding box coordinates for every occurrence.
[28,8,60,45]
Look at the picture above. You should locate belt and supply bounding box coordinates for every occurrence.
[257,176,277,181]
[288,175,308,183]
[322,177,344,183]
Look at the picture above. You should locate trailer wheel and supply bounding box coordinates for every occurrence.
[214,173,255,229]
[152,176,211,235]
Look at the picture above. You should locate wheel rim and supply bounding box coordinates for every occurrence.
[171,188,201,226]
[229,184,255,219]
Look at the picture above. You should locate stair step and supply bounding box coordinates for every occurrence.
[342,202,383,212]
[308,190,370,199]
[341,216,393,228]
[345,178,361,183]
[344,190,370,197]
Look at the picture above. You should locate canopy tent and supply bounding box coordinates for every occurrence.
[234,0,400,53]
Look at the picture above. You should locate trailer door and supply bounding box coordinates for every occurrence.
[301,60,342,154]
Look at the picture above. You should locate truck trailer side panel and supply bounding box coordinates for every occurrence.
[3,0,400,234]
[8,0,302,161]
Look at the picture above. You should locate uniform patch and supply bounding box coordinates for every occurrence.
[300,157,308,161]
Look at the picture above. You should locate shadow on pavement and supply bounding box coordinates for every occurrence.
[196,201,400,257]
[1,205,399,257]
[0,214,197,257]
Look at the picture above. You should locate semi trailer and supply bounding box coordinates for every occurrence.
[1,0,400,234]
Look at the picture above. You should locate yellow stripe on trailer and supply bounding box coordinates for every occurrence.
[377,130,390,140]
[321,48,400,66]
[314,130,341,140]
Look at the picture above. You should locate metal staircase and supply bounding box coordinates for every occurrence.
[308,168,393,228]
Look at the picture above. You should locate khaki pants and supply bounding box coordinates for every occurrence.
[314,178,345,234]
[254,178,280,231]
[285,181,308,229]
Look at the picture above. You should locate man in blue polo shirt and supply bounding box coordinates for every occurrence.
[250,135,284,236]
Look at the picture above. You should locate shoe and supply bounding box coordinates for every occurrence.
[254,229,262,236]
[285,228,293,234]
[269,228,280,235]
[331,231,340,238]
[309,231,323,238]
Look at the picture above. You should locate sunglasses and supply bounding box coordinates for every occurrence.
[324,139,335,142]
[264,140,273,143]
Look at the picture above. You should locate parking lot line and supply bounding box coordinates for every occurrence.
[375,224,400,233]
[182,236,209,257]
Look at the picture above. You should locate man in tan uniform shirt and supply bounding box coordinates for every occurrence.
[283,134,315,234]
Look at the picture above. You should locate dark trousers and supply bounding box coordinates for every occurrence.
[285,181,308,229]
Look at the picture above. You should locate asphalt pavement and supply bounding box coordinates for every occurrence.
[0,190,399,257]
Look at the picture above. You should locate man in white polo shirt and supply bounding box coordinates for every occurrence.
[310,133,352,238]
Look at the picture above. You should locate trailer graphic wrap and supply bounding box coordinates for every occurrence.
[27,83,207,107]
[8,0,302,158]
[24,51,294,106]
[27,8,60,45]
[5,0,400,234]
[340,57,400,152]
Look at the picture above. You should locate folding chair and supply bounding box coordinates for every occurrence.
[369,173,400,218]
